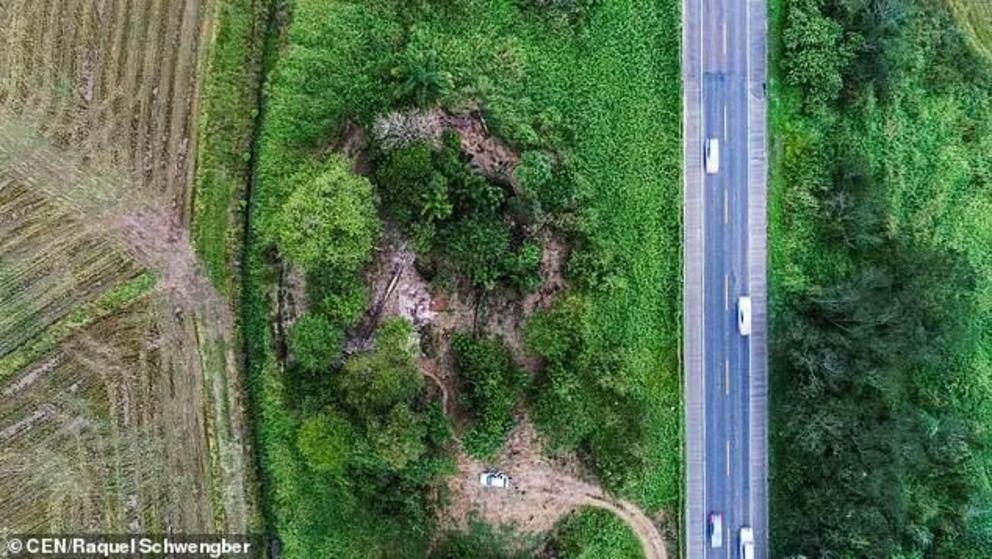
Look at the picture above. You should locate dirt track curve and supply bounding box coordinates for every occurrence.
[446,422,669,559]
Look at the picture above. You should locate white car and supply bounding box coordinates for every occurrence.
[705,137,720,174]
[739,527,754,559]
[709,512,723,548]
[738,295,752,336]
[479,470,510,489]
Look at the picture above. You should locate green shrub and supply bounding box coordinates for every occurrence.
[439,217,513,290]
[782,0,857,108]
[277,156,380,274]
[390,36,454,107]
[289,313,342,372]
[514,150,553,194]
[525,294,654,494]
[338,318,423,418]
[451,334,527,458]
[297,411,353,475]
[375,135,544,292]
[551,507,644,559]
[366,403,429,470]
[431,518,537,558]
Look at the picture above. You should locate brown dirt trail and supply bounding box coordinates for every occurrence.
[446,421,669,559]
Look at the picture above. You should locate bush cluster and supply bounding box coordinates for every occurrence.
[373,131,551,292]
[525,295,649,493]
[293,318,455,553]
[450,334,528,459]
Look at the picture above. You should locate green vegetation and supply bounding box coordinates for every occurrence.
[372,132,543,291]
[770,0,992,556]
[243,0,681,554]
[948,1,992,66]
[288,313,341,373]
[550,507,645,559]
[526,295,648,493]
[430,508,641,559]
[276,156,379,275]
[451,334,528,459]
[192,0,270,293]
[431,518,539,559]
[296,411,352,475]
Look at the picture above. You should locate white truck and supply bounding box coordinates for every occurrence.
[738,295,752,336]
[705,138,720,174]
[709,512,723,548]
[739,527,754,559]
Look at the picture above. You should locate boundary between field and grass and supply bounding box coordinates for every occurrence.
[189,0,276,537]
[192,0,272,296]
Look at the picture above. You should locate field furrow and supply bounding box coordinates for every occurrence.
[146,0,188,197]
[131,0,169,184]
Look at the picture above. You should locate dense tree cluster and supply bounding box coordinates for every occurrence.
[450,334,528,458]
[291,318,454,554]
[525,295,649,493]
[373,131,557,292]
[773,0,992,556]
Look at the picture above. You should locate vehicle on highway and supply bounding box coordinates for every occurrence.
[738,295,752,336]
[479,470,510,489]
[705,137,720,174]
[709,512,723,548]
[739,526,754,559]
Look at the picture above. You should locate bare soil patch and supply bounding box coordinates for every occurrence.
[443,420,669,559]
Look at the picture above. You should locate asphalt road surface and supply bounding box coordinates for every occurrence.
[683,0,768,557]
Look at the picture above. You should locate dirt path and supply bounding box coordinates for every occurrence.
[445,422,669,559]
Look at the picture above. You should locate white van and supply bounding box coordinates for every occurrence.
[709,512,723,548]
[738,296,752,336]
[479,470,510,489]
[705,138,720,174]
[739,527,754,559]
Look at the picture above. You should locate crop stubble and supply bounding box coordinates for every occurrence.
[0,0,255,535]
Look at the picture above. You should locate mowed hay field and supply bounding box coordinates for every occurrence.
[949,0,992,63]
[0,0,258,535]
[0,0,210,219]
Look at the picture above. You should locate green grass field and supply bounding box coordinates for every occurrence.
[242,0,682,555]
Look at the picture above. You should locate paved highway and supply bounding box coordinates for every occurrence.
[683,0,768,557]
